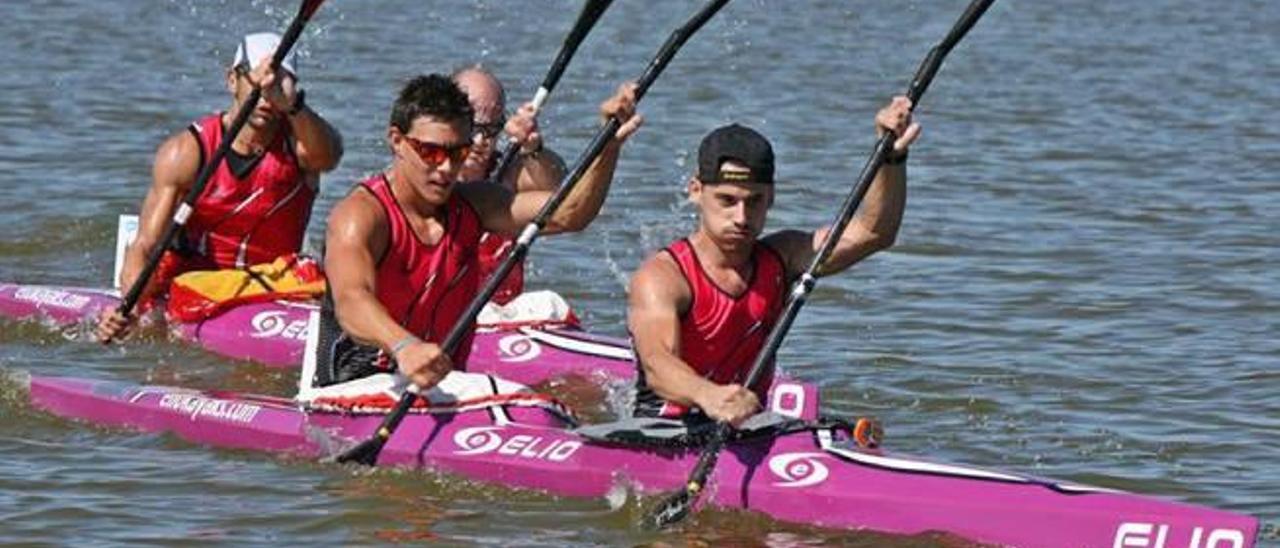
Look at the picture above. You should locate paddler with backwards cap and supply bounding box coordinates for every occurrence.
[627,97,921,425]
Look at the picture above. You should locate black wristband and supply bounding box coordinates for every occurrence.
[884,149,908,165]
[287,89,307,116]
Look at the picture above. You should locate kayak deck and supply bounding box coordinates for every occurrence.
[0,282,823,420]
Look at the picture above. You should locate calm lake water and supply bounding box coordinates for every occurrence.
[1,0,1277,545]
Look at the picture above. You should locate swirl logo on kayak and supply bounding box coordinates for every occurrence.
[453,426,505,455]
[250,311,309,340]
[452,426,581,462]
[768,452,830,488]
[497,334,541,363]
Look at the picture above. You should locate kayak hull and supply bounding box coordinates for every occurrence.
[27,375,1260,547]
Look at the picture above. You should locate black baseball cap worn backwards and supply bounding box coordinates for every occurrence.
[697,124,774,185]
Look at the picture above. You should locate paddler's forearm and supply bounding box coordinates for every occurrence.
[858,162,907,246]
[543,141,621,233]
[640,353,720,409]
[332,288,416,354]
[117,238,171,306]
[819,162,906,275]
[286,106,343,172]
[119,180,182,296]
[118,243,150,292]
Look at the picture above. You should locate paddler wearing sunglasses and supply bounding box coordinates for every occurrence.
[312,74,641,391]
[453,66,569,304]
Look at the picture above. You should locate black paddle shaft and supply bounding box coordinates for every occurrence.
[741,0,997,399]
[117,0,326,317]
[647,0,998,530]
[335,0,732,466]
[489,0,614,181]
[447,0,730,359]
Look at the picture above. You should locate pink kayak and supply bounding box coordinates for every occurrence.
[24,374,1260,547]
[0,282,820,420]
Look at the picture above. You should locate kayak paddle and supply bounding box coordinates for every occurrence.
[487,0,615,183]
[335,0,733,467]
[110,0,327,339]
[644,0,998,529]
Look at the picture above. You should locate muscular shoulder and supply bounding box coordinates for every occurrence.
[151,129,202,189]
[629,250,691,313]
[327,186,388,249]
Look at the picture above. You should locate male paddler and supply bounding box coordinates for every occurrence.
[96,32,343,342]
[627,97,921,425]
[313,74,641,391]
[453,66,568,304]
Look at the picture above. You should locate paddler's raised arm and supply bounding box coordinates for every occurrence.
[627,253,759,426]
[462,82,643,237]
[538,82,642,233]
[764,96,920,280]
[499,100,568,193]
[242,54,344,173]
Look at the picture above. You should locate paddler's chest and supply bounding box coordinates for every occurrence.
[403,213,447,248]
[699,260,755,298]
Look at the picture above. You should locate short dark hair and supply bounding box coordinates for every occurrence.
[389,74,474,133]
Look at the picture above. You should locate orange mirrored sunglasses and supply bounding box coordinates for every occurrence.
[402,134,471,166]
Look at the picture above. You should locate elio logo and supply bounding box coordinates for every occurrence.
[1113,522,1245,548]
[452,426,580,462]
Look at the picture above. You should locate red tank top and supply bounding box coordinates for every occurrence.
[363,174,482,365]
[473,169,523,305]
[184,113,314,268]
[671,237,786,384]
[638,238,786,417]
[477,232,523,305]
